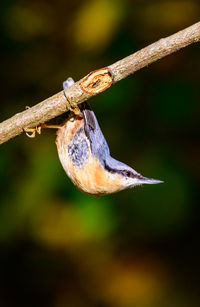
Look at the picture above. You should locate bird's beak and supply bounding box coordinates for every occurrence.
[138,177,164,185]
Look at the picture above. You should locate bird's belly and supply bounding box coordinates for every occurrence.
[58,142,123,196]
[71,157,124,196]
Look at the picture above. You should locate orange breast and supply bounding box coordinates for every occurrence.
[56,116,124,196]
[73,155,124,196]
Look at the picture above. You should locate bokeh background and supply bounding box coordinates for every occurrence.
[0,1,200,306]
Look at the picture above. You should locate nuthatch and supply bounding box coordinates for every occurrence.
[55,78,163,196]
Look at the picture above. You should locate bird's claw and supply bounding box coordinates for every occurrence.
[23,125,42,138]
[63,91,82,117]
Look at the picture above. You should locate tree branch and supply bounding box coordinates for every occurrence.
[0,22,200,145]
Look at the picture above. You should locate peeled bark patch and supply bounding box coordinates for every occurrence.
[80,67,113,95]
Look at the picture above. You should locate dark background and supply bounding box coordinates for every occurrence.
[0,0,200,306]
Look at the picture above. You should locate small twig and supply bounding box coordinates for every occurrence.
[0,22,199,145]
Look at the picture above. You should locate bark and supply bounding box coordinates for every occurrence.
[0,22,199,145]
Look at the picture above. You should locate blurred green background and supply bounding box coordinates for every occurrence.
[0,0,200,306]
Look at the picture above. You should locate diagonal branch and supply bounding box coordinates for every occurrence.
[0,22,200,145]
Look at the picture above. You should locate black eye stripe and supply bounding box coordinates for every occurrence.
[103,160,143,180]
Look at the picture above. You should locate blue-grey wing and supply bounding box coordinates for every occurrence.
[81,103,143,179]
[80,103,162,184]
[81,102,110,161]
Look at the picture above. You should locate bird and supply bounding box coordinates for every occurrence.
[55,78,163,196]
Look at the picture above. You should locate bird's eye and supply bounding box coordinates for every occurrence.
[123,170,131,177]
[127,171,132,177]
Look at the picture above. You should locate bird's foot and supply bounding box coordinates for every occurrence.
[23,123,62,138]
[63,92,82,117]
[23,125,42,138]
[63,77,83,117]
